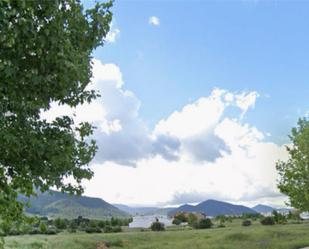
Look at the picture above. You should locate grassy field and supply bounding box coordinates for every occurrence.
[4,220,309,249]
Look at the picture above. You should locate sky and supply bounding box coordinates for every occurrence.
[46,0,309,208]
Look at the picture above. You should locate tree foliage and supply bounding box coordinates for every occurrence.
[0,0,113,228]
[276,118,309,211]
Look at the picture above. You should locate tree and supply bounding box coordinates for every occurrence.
[195,218,212,229]
[54,218,67,230]
[276,118,309,211]
[187,213,198,227]
[260,216,275,225]
[39,223,47,234]
[0,0,113,229]
[150,221,165,231]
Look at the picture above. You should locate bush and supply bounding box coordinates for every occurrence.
[54,218,67,230]
[8,229,21,236]
[28,228,40,235]
[39,223,47,234]
[217,223,225,228]
[45,228,58,235]
[85,227,102,233]
[173,213,187,223]
[112,226,122,233]
[242,220,252,226]
[150,221,165,231]
[261,217,275,225]
[195,218,212,229]
[103,226,113,233]
[172,218,182,225]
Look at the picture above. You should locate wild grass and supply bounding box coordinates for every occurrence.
[4,220,309,249]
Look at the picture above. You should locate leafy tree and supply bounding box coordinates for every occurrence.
[195,218,212,229]
[173,212,187,222]
[276,118,309,211]
[172,218,182,225]
[54,218,67,230]
[150,221,165,231]
[272,210,287,224]
[39,223,47,234]
[260,216,275,225]
[0,0,113,231]
[187,213,198,226]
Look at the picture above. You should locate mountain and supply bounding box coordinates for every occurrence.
[168,199,257,217]
[19,190,129,220]
[252,204,274,213]
[114,204,174,216]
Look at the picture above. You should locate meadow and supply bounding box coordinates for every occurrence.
[4,220,309,249]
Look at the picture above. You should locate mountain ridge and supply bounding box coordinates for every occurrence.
[168,199,258,217]
[19,190,130,220]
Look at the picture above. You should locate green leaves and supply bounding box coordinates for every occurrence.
[276,118,309,211]
[0,0,113,226]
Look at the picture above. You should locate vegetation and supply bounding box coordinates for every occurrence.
[150,220,165,231]
[19,190,129,220]
[4,219,309,249]
[0,0,113,230]
[272,210,287,224]
[194,218,213,229]
[277,118,309,211]
[260,216,275,225]
[242,220,252,226]
[0,216,131,237]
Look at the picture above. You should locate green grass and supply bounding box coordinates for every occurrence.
[4,220,309,249]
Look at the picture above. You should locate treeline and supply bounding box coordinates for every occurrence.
[169,210,301,231]
[1,216,133,236]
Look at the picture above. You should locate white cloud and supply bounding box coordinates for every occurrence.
[42,58,289,207]
[149,16,160,26]
[235,91,259,116]
[105,23,120,43]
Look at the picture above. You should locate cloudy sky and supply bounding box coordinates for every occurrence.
[47,1,309,207]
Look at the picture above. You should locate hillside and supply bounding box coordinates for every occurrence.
[19,190,129,220]
[168,199,257,217]
[114,204,174,216]
[252,204,274,213]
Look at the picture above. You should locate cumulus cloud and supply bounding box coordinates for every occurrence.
[105,23,120,43]
[43,58,289,207]
[149,16,160,26]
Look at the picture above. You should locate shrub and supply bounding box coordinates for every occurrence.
[98,220,106,228]
[242,220,252,226]
[174,213,187,223]
[103,226,113,233]
[28,228,40,235]
[261,217,275,225]
[188,213,198,226]
[54,218,67,230]
[112,226,122,233]
[150,221,165,231]
[85,227,102,233]
[39,223,47,234]
[8,229,21,236]
[217,223,225,228]
[45,228,58,235]
[195,218,212,229]
[172,218,182,225]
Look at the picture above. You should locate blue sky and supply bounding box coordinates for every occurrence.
[51,0,309,206]
[91,0,309,144]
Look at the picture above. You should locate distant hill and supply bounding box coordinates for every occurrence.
[19,191,129,220]
[252,204,274,213]
[114,204,173,216]
[168,199,257,217]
